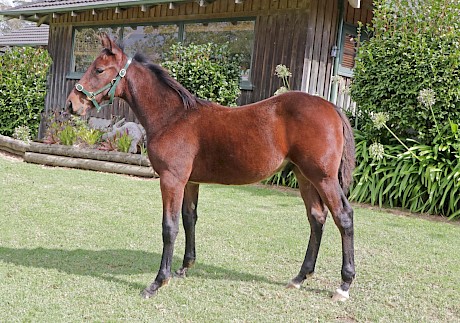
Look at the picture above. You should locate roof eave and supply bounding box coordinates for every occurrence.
[0,0,363,21]
[0,43,47,47]
[0,0,184,17]
[1,0,363,15]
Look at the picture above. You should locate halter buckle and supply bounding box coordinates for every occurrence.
[75,83,84,91]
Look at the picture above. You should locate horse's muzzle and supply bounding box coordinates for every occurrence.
[66,101,74,114]
[66,100,85,115]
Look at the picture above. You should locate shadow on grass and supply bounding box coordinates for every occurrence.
[206,183,299,198]
[0,247,286,292]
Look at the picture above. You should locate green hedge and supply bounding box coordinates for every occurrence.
[349,0,460,219]
[0,47,51,138]
[162,42,241,106]
[351,0,460,144]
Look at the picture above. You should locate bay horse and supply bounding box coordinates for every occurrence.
[66,33,356,301]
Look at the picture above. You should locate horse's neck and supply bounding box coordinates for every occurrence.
[122,64,185,137]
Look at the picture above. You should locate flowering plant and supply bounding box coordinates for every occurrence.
[274,64,292,96]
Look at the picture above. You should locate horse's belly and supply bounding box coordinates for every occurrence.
[189,153,287,185]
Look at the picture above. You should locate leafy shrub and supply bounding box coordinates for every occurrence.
[43,113,103,148]
[162,43,241,106]
[115,131,133,153]
[0,47,51,138]
[13,125,31,143]
[351,0,460,145]
[351,130,460,219]
[74,117,103,147]
[58,125,77,146]
[349,0,460,219]
[263,168,298,188]
[78,128,103,146]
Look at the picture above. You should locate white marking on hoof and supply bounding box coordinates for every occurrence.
[331,288,349,302]
[286,280,301,289]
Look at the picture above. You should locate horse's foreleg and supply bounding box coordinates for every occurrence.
[175,182,200,278]
[287,170,328,289]
[142,173,185,299]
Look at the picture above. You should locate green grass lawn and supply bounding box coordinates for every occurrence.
[1,155,459,322]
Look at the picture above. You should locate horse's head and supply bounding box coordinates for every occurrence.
[66,33,131,115]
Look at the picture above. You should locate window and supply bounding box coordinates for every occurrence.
[73,27,120,73]
[122,25,179,64]
[183,21,254,89]
[338,24,368,77]
[70,19,255,89]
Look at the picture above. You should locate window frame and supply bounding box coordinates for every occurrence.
[338,23,358,78]
[67,18,256,90]
[337,23,370,78]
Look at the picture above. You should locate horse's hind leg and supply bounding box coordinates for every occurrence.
[287,168,328,289]
[176,182,200,278]
[314,177,355,301]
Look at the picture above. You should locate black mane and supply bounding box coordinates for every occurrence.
[133,53,209,110]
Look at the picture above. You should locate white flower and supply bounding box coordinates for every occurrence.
[331,75,342,84]
[274,86,289,96]
[274,64,292,79]
[370,112,389,130]
[417,88,436,108]
[369,142,385,160]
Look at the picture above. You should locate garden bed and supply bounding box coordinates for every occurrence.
[0,134,156,178]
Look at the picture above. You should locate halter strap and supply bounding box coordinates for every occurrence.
[75,57,132,112]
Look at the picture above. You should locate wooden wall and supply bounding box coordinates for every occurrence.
[301,0,337,98]
[344,0,373,25]
[44,0,346,123]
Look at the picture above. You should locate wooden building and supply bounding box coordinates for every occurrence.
[0,0,373,127]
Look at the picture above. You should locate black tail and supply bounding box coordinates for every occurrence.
[334,105,355,196]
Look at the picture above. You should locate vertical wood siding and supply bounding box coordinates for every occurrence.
[240,10,309,104]
[45,24,73,115]
[301,0,338,99]
[45,0,366,122]
[344,0,373,26]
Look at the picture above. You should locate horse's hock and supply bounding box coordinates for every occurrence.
[0,134,156,178]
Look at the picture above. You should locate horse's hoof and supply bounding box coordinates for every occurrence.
[331,288,349,302]
[174,267,187,278]
[286,280,301,289]
[141,288,157,299]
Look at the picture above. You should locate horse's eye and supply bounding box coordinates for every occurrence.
[95,67,104,74]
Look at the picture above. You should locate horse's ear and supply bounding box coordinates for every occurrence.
[99,32,123,57]
[100,32,112,52]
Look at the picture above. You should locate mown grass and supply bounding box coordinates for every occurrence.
[1,156,459,322]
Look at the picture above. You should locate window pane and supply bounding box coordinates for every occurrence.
[184,21,255,84]
[73,27,120,73]
[122,25,179,64]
